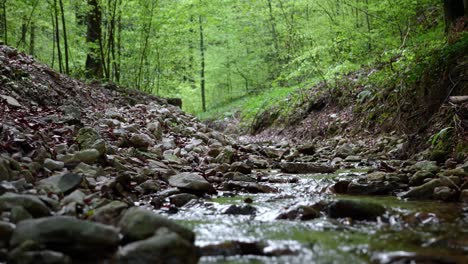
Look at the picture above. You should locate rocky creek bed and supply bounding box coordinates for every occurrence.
[0,45,468,263]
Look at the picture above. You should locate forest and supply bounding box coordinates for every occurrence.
[0,0,467,264]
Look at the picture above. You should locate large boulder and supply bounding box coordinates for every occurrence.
[326,200,385,221]
[10,216,119,259]
[0,221,15,248]
[0,193,51,217]
[168,172,215,194]
[119,207,195,244]
[118,228,199,264]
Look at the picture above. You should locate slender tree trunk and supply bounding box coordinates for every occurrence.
[365,0,372,51]
[29,22,35,55]
[0,0,6,44]
[136,1,155,89]
[85,0,103,78]
[53,0,63,73]
[267,0,279,59]
[116,2,121,83]
[59,0,69,74]
[188,15,196,89]
[20,16,27,49]
[199,13,206,112]
[51,13,55,67]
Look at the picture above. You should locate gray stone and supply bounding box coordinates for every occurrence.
[224,181,276,193]
[136,180,161,194]
[460,189,468,203]
[0,193,51,217]
[10,216,119,259]
[215,146,236,164]
[230,162,252,174]
[168,172,215,194]
[147,122,163,140]
[402,179,443,199]
[57,173,83,193]
[10,206,33,223]
[335,144,354,158]
[223,205,256,215]
[118,228,198,264]
[0,159,11,181]
[43,159,64,171]
[276,205,320,221]
[0,221,15,248]
[169,193,198,207]
[71,149,101,164]
[8,250,71,264]
[297,143,315,155]
[90,201,128,225]
[119,207,195,243]
[279,162,336,174]
[409,171,434,186]
[347,181,399,195]
[344,155,362,162]
[433,186,457,201]
[76,127,99,150]
[327,200,385,221]
[129,133,154,149]
[411,161,440,174]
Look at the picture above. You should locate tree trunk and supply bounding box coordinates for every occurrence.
[199,13,206,112]
[0,0,7,44]
[29,22,35,55]
[443,0,465,32]
[20,16,27,49]
[59,0,69,74]
[85,0,103,79]
[53,0,63,73]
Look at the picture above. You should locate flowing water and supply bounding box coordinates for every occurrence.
[156,169,468,264]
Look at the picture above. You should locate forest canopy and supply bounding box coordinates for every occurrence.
[0,0,450,112]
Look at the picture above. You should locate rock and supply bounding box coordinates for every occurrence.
[119,207,195,243]
[344,155,362,162]
[276,205,320,221]
[335,144,354,158]
[223,205,256,215]
[224,172,256,182]
[0,221,15,248]
[230,162,252,174]
[215,146,235,164]
[10,216,119,259]
[90,201,128,225]
[327,200,385,221]
[201,240,266,257]
[168,172,215,194]
[409,171,434,186]
[443,168,468,177]
[57,173,83,193]
[224,181,276,193]
[10,206,33,223]
[433,186,457,201]
[411,161,440,174]
[129,133,154,149]
[0,181,17,195]
[76,127,99,150]
[0,193,51,217]
[71,149,101,164]
[169,193,198,207]
[402,179,443,199]
[61,190,85,206]
[347,181,399,195]
[279,162,336,174]
[0,95,22,107]
[43,159,64,171]
[147,122,163,140]
[118,228,199,264]
[332,181,350,194]
[8,250,72,264]
[136,180,161,194]
[297,143,315,155]
[0,158,11,181]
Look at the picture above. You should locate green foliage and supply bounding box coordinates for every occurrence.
[3,0,447,118]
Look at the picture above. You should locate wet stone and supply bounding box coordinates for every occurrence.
[0,193,51,217]
[118,228,199,264]
[276,205,320,221]
[57,173,83,193]
[169,193,198,207]
[168,172,215,194]
[326,200,385,221]
[402,179,443,199]
[223,204,256,215]
[0,221,15,248]
[201,241,267,257]
[43,159,64,171]
[279,162,336,174]
[10,216,120,259]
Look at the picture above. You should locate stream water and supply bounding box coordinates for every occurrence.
[157,169,468,264]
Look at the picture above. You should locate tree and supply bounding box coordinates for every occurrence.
[0,0,7,44]
[85,0,103,78]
